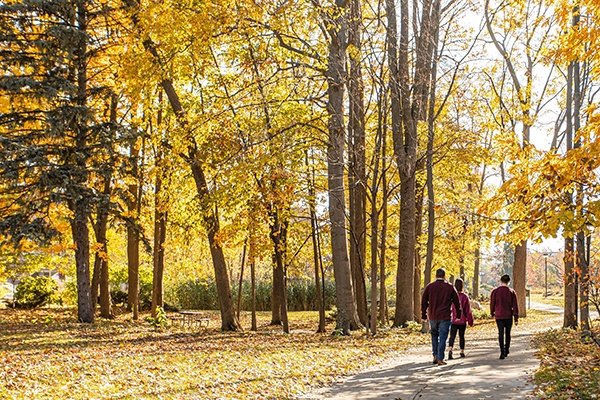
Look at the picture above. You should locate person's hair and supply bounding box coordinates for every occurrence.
[454,278,464,292]
[501,274,510,284]
[435,268,446,279]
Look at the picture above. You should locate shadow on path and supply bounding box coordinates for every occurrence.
[298,304,565,400]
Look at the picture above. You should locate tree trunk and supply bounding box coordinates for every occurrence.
[250,261,257,331]
[190,161,241,331]
[348,0,368,328]
[96,95,116,319]
[308,152,326,333]
[269,211,289,333]
[369,93,384,335]
[563,58,577,329]
[99,260,111,318]
[414,187,424,322]
[370,200,378,334]
[71,0,93,324]
[512,122,531,319]
[271,253,283,325]
[424,0,441,289]
[378,120,389,326]
[127,223,139,319]
[71,204,94,323]
[96,203,111,319]
[387,0,438,327]
[326,0,361,333]
[577,231,589,330]
[281,261,290,334]
[237,242,247,320]
[385,0,406,327]
[151,92,167,318]
[127,140,140,320]
[91,253,100,312]
[151,191,167,317]
[572,41,589,330]
[513,241,527,318]
[424,120,435,288]
[312,217,326,333]
[473,246,480,298]
[394,170,416,326]
[564,237,578,328]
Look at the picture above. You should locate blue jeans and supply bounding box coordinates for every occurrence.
[429,319,451,361]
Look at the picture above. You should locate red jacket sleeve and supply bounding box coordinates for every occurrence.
[452,288,462,319]
[490,289,496,317]
[464,295,474,326]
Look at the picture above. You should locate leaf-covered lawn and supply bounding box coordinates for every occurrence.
[0,308,430,399]
[533,325,600,400]
[530,292,565,308]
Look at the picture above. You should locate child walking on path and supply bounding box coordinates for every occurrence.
[447,278,474,360]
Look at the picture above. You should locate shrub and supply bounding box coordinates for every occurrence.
[405,320,422,333]
[110,289,128,306]
[138,269,153,310]
[173,279,218,310]
[235,278,336,312]
[472,308,491,320]
[13,276,58,309]
[59,280,78,307]
[109,268,153,310]
[164,277,336,311]
[145,307,168,329]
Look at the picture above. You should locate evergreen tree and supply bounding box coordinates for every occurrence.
[0,0,124,322]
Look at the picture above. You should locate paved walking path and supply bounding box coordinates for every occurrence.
[298,303,568,400]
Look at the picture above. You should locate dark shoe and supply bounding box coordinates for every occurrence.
[499,353,505,360]
[448,351,453,360]
[505,348,510,356]
[460,351,465,358]
[433,357,438,365]
[437,360,447,366]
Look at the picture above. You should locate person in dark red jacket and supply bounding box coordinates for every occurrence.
[490,274,519,359]
[447,278,474,360]
[421,268,461,366]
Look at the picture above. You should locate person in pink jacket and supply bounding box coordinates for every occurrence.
[447,278,474,359]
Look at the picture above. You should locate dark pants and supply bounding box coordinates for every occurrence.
[448,324,466,349]
[495,318,513,354]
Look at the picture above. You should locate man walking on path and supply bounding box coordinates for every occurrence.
[490,274,519,359]
[421,268,461,366]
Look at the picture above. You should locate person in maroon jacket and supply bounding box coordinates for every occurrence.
[447,278,474,360]
[421,268,461,366]
[490,274,519,359]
